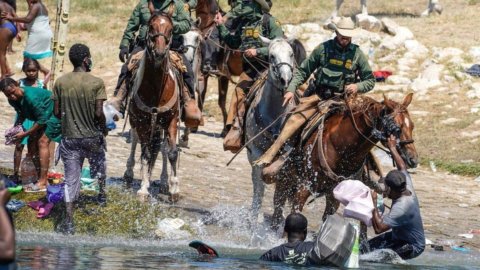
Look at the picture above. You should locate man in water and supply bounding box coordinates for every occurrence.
[365,135,425,260]
[260,213,315,265]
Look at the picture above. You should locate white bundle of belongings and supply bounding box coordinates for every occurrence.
[333,180,375,226]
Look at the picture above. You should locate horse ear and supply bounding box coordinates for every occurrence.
[259,35,272,46]
[383,94,396,110]
[402,93,413,108]
[195,18,201,28]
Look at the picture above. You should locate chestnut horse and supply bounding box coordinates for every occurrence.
[196,0,243,136]
[124,11,181,202]
[271,94,418,228]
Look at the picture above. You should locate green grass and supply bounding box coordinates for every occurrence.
[422,159,480,176]
[10,187,193,238]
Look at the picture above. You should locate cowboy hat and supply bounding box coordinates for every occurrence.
[331,17,360,37]
[255,0,271,13]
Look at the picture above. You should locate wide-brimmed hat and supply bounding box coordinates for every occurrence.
[332,17,360,37]
[255,0,271,12]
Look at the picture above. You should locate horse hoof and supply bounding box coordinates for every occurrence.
[191,127,198,133]
[169,193,180,203]
[178,139,189,148]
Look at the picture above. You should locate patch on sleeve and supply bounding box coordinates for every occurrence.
[275,20,281,26]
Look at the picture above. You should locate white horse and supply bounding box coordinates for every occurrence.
[179,28,204,147]
[331,0,443,18]
[244,38,296,225]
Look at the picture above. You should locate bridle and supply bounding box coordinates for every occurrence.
[146,13,173,59]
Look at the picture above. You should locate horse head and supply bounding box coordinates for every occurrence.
[147,11,174,67]
[382,93,419,168]
[182,27,203,65]
[261,37,294,90]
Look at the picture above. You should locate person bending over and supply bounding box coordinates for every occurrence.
[364,135,425,260]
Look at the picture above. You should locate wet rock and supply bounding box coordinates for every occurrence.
[356,14,382,32]
[386,75,412,85]
[381,18,399,35]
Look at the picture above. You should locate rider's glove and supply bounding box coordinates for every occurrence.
[119,46,129,63]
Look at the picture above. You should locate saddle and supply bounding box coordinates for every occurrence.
[299,98,345,147]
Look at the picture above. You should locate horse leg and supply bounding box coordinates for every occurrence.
[292,186,311,213]
[138,133,161,201]
[271,178,288,231]
[250,165,265,226]
[178,127,190,148]
[361,0,368,14]
[323,192,340,221]
[331,0,344,18]
[167,120,180,203]
[218,76,229,137]
[124,128,138,188]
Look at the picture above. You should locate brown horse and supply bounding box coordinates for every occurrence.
[196,0,244,136]
[124,11,181,202]
[271,93,418,228]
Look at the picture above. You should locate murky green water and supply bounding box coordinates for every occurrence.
[12,233,480,270]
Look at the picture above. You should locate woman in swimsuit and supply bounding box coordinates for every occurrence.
[0,0,18,79]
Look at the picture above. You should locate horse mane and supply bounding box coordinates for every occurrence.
[347,95,385,118]
[289,39,307,67]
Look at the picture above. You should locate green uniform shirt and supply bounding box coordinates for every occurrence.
[120,0,192,49]
[52,72,107,139]
[9,86,61,142]
[287,39,375,94]
[218,12,283,75]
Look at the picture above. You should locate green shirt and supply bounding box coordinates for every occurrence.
[52,72,107,139]
[120,0,192,48]
[287,39,375,94]
[9,86,61,142]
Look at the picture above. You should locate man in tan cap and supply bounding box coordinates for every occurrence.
[255,17,375,176]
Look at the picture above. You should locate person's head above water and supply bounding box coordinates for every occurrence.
[284,213,308,242]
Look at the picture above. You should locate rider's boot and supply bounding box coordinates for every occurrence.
[182,73,202,128]
[223,87,247,153]
[109,80,128,114]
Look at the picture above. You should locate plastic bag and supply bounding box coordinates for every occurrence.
[310,214,356,267]
[47,182,65,204]
[103,103,122,130]
[20,155,37,184]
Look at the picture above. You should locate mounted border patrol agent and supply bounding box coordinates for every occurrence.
[255,17,376,174]
[111,0,200,122]
[215,0,283,153]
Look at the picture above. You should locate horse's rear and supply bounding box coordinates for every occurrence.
[125,11,181,202]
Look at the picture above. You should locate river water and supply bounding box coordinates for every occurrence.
[13,232,480,270]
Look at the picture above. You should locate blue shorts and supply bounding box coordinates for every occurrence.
[0,21,17,36]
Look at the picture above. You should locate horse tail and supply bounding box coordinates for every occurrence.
[289,38,307,67]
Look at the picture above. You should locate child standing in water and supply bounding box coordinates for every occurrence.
[11,58,47,184]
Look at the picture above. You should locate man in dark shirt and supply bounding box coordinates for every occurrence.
[366,135,425,260]
[260,213,315,265]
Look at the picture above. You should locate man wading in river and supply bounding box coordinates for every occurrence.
[53,44,108,235]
